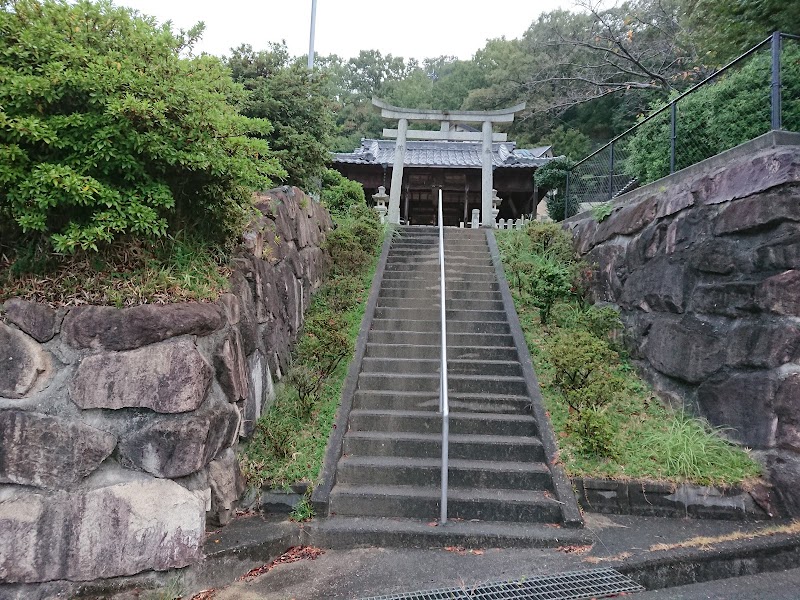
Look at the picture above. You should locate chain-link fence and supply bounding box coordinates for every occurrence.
[564,32,800,220]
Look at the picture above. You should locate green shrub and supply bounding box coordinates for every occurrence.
[321,169,366,216]
[534,158,578,221]
[550,304,623,345]
[526,222,575,264]
[569,406,617,458]
[546,330,623,412]
[0,0,283,258]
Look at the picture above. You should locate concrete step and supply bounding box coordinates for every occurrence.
[378,287,501,301]
[329,484,562,522]
[367,331,515,347]
[380,278,499,291]
[335,456,553,490]
[369,319,510,335]
[388,248,491,258]
[342,431,544,462]
[382,271,497,283]
[308,516,591,549]
[385,260,495,272]
[352,390,531,414]
[373,308,508,322]
[357,373,528,395]
[364,343,518,361]
[348,409,538,437]
[360,358,523,377]
[376,297,504,311]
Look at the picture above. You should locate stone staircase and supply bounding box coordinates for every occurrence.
[313,226,587,548]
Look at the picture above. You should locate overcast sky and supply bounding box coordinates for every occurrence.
[118,0,574,61]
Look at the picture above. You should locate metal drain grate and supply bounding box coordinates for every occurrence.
[359,567,645,600]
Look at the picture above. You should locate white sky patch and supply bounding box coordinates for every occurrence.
[117,0,573,60]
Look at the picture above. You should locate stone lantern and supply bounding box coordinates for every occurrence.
[372,186,389,224]
[491,189,501,227]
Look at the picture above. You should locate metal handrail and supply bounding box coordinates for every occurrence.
[571,33,776,171]
[438,188,450,524]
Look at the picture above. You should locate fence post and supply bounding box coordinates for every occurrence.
[771,31,782,131]
[608,142,615,201]
[670,101,677,174]
[564,170,570,221]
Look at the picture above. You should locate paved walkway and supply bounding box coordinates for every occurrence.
[207,513,793,599]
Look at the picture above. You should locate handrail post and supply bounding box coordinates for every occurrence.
[670,101,677,174]
[438,189,449,524]
[564,170,570,221]
[771,31,782,131]
[608,142,615,201]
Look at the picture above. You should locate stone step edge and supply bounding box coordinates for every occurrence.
[305,516,591,549]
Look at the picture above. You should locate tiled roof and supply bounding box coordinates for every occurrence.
[333,139,553,169]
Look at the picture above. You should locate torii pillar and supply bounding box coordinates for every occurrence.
[373,98,526,227]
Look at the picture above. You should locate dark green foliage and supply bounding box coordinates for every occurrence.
[547,330,624,413]
[0,0,283,257]
[538,126,592,161]
[625,42,800,185]
[534,159,579,221]
[502,222,582,324]
[687,0,800,61]
[320,169,366,217]
[526,222,575,263]
[227,43,336,191]
[571,406,617,458]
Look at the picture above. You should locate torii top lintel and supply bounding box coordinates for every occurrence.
[372,97,526,124]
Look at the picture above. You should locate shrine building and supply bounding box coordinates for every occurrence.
[332,98,556,227]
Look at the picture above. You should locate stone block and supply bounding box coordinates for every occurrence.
[642,316,726,383]
[118,403,240,479]
[697,372,778,448]
[207,448,246,525]
[621,258,690,313]
[695,149,800,207]
[757,270,800,316]
[727,319,800,369]
[0,478,204,583]
[592,194,658,245]
[769,452,800,517]
[753,226,800,271]
[70,339,213,413]
[691,281,758,317]
[241,351,270,438]
[655,187,694,219]
[0,411,116,489]
[2,299,57,342]
[586,242,629,303]
[62,302,223,351]
[775,374,800,452]
[215,329,249,403]
[0,323,50,399]
[714,184,800,235]
[687,239,738,274]
[230,269,260,356]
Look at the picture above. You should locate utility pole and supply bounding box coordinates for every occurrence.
[308,0,317,70]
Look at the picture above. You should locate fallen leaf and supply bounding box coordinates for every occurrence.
[238,546,325,581]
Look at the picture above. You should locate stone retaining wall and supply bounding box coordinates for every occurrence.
[563,132,800,515]
[0,187,332,586]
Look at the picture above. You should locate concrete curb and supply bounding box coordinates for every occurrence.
[485,229,584,529]
[311,228,394,515]
[617,531,800,591]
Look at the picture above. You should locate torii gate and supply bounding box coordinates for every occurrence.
[373,97,526,227]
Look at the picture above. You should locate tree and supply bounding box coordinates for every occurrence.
[227,43,336,191]
[520,1,706,117]
[685,0,800,61]
[0,0,282,256]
